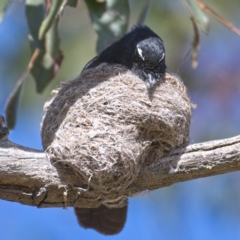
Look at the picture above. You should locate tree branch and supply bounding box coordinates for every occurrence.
[1,127,240,208]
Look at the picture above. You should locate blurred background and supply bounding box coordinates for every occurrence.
[0,0,240,239]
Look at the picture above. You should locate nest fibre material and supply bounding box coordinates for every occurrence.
[41,64,194,207]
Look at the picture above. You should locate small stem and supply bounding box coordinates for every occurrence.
[196,0,240,36]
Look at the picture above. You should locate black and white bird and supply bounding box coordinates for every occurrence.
[75,25,166,235]
[84,25,166,88]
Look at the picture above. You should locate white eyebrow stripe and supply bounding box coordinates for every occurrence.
[159,53,165,62]
[137,47,145,60]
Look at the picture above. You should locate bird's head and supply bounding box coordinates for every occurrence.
[133,37,166,87]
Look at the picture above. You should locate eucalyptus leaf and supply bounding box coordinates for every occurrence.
[183,0,209,33]
[38,0,65,40]
[26,0,45,51]
[190,16,200,68]
[5,85,22,129]
[4,0,45,129]
[25,0,63,93]
[67,0,78,7]
[31,17,63,93]
[85,0,130,54]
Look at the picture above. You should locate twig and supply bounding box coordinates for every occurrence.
[196,0,240,36]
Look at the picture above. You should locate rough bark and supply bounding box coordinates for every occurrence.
[1,133,240,209]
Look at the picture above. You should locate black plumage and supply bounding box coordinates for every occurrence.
[84,25,166,87]
[75,205,127,235]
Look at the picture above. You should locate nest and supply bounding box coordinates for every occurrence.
[41,64,194,207]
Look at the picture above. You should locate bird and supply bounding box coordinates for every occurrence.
[75,25,166,235]
[83,24,166,88]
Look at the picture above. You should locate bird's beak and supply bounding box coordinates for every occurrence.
[147,73,155,87]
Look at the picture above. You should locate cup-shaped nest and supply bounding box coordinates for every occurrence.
[41,64,194,207]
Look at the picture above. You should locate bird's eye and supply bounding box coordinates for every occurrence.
[159,53,165,62]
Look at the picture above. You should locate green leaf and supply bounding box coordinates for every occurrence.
[5,84,23,130]
[137,0,153,25]
[31,17,63,93]
[0,0,10,23]
[26,0,45,51]
[84,0,130,54]
[183,0,209,33]
[183,0,209,68]
[38,0,65,40]
[190,16,200,68]
[4,0,42,129]
[26,0,63,93]
[67,0,78,7]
